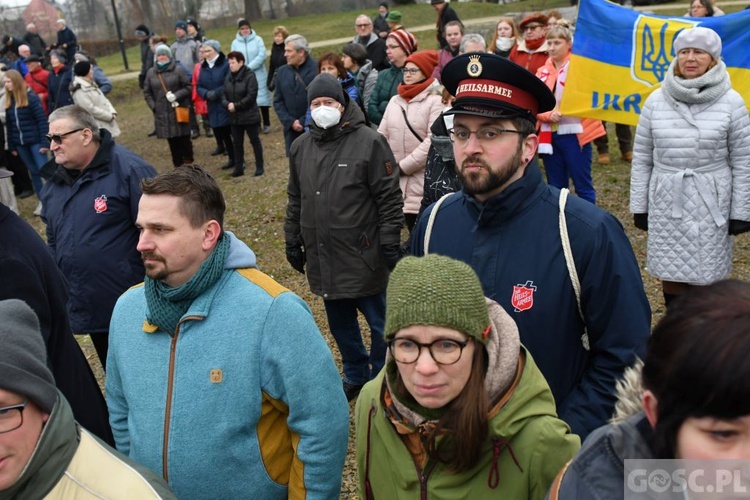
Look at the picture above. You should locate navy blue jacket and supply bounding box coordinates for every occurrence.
[272,55,317,131]
[40,129,157,335]
[56,26,78,63]
[5,90,48,150]
[411,162,650,439]
[48,65,74,112]
[197,53,231,128]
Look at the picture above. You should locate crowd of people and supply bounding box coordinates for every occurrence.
[1,1,750,498]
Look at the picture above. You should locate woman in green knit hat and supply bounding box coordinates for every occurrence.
[355,254,579,499]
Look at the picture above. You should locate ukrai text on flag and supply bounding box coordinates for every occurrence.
[560,0,750,126]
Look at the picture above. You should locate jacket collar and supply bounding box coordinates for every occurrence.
[49,128,115,186]
[462,159,547,227]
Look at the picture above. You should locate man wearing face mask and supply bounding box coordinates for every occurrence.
[285,73,404,402]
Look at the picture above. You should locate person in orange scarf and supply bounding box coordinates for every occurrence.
[378,50,444,231]
[535,25,604,204]
[509,13,550,75]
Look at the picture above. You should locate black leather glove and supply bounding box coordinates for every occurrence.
[206,90,216,101]
[285,245,305,274]
[381,243,403,271]
[633,213,648,232]
[729,219,750,236]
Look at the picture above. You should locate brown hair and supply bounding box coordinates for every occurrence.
[140,164,226,230]
[227,51,245,64]
[273,26,289,39]
[488,17,519,52]
[392,343,489,472]
[3,69,29,109]
[318,52,347,80]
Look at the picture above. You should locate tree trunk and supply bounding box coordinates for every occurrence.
[243,0,262,20]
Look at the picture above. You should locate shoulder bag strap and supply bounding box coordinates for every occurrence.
[423,192,453,254]
[401,107,424,143]
[559,188,589,351]
[156,72,169,93]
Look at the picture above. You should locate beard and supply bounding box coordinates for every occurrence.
[459,141,525,198]
[141,252,167,281]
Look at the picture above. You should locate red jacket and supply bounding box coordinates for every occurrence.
[509,39,550,76]
[191,63,207,115]
[25,66,50,115]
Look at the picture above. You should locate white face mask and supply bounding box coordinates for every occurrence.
[496,37,515,52]
[311,105,342,129]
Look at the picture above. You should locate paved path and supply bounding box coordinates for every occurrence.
[110,1,748,82]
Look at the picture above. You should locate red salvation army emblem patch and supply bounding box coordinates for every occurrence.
[94,194,108,213]
[511,281,537,312]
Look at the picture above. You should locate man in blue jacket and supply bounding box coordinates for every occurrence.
[40,105,157,371]
[411,53,650,440]
[272,34,317,156]
[107,165,349,499]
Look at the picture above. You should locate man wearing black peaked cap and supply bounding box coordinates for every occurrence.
[411,53,651,440]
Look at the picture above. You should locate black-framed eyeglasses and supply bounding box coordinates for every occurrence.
[0,400,28,434]
[387,338,473,365]
[449,126,523,145]
[45,128,84,145]
[523,24,544,31]
[402,67,422,74]
[356,23,371,28]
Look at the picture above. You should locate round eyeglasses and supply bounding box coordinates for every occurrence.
[387,338,473,365]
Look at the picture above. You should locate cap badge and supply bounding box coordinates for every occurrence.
[467,55,483,78]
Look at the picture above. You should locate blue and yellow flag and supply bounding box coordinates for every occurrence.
[561,0,750,125]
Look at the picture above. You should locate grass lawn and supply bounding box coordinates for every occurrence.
[16,1,750,498]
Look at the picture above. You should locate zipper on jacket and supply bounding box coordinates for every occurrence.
[161,316,201,481]
[414,459,438,500]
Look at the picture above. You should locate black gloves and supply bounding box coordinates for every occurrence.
[206,90,216,101]
[633,213,648,232]
[286,244,306,274]
[729,219,750,236]
[381,243,403,271]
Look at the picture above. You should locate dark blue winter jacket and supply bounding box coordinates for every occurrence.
[411,161,651,440]
[48,65,74,112]
[39,129,157,335]
[197,53,231,128]
[272,55,317,132]
[5,90,49,150]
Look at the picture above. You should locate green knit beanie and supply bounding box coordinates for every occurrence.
[385,255,490,343]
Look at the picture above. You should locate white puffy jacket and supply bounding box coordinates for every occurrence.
[630,86,750,284]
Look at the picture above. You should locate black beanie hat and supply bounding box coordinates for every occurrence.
[307,73,345,106]
[73,60,91,77]
[0,299,57,413]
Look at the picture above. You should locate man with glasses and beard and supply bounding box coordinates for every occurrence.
[40,105,156,372]
[410,53,650,441]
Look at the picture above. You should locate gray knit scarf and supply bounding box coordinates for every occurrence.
[661,58,731,105]
[144,233,229,335]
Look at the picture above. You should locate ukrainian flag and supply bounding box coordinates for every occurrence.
[561,0,750,125]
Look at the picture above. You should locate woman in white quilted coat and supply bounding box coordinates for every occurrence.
[630,27,750,306]
[378,50,444,231]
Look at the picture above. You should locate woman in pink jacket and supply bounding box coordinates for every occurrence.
[535,25,604,204]
[378,50,444,231]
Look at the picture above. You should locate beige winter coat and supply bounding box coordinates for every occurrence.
[70,76,121,137]
[378,82,445,215]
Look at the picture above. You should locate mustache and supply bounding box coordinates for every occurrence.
[461,155,490,170]
[141,252,164,263]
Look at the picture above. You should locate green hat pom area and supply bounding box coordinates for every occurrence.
[384,255,490,343]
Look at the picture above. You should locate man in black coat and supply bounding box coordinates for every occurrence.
[0,202,114,446]
[22,23,46,57]
[53,19,78,64]
[353,14,389,71]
